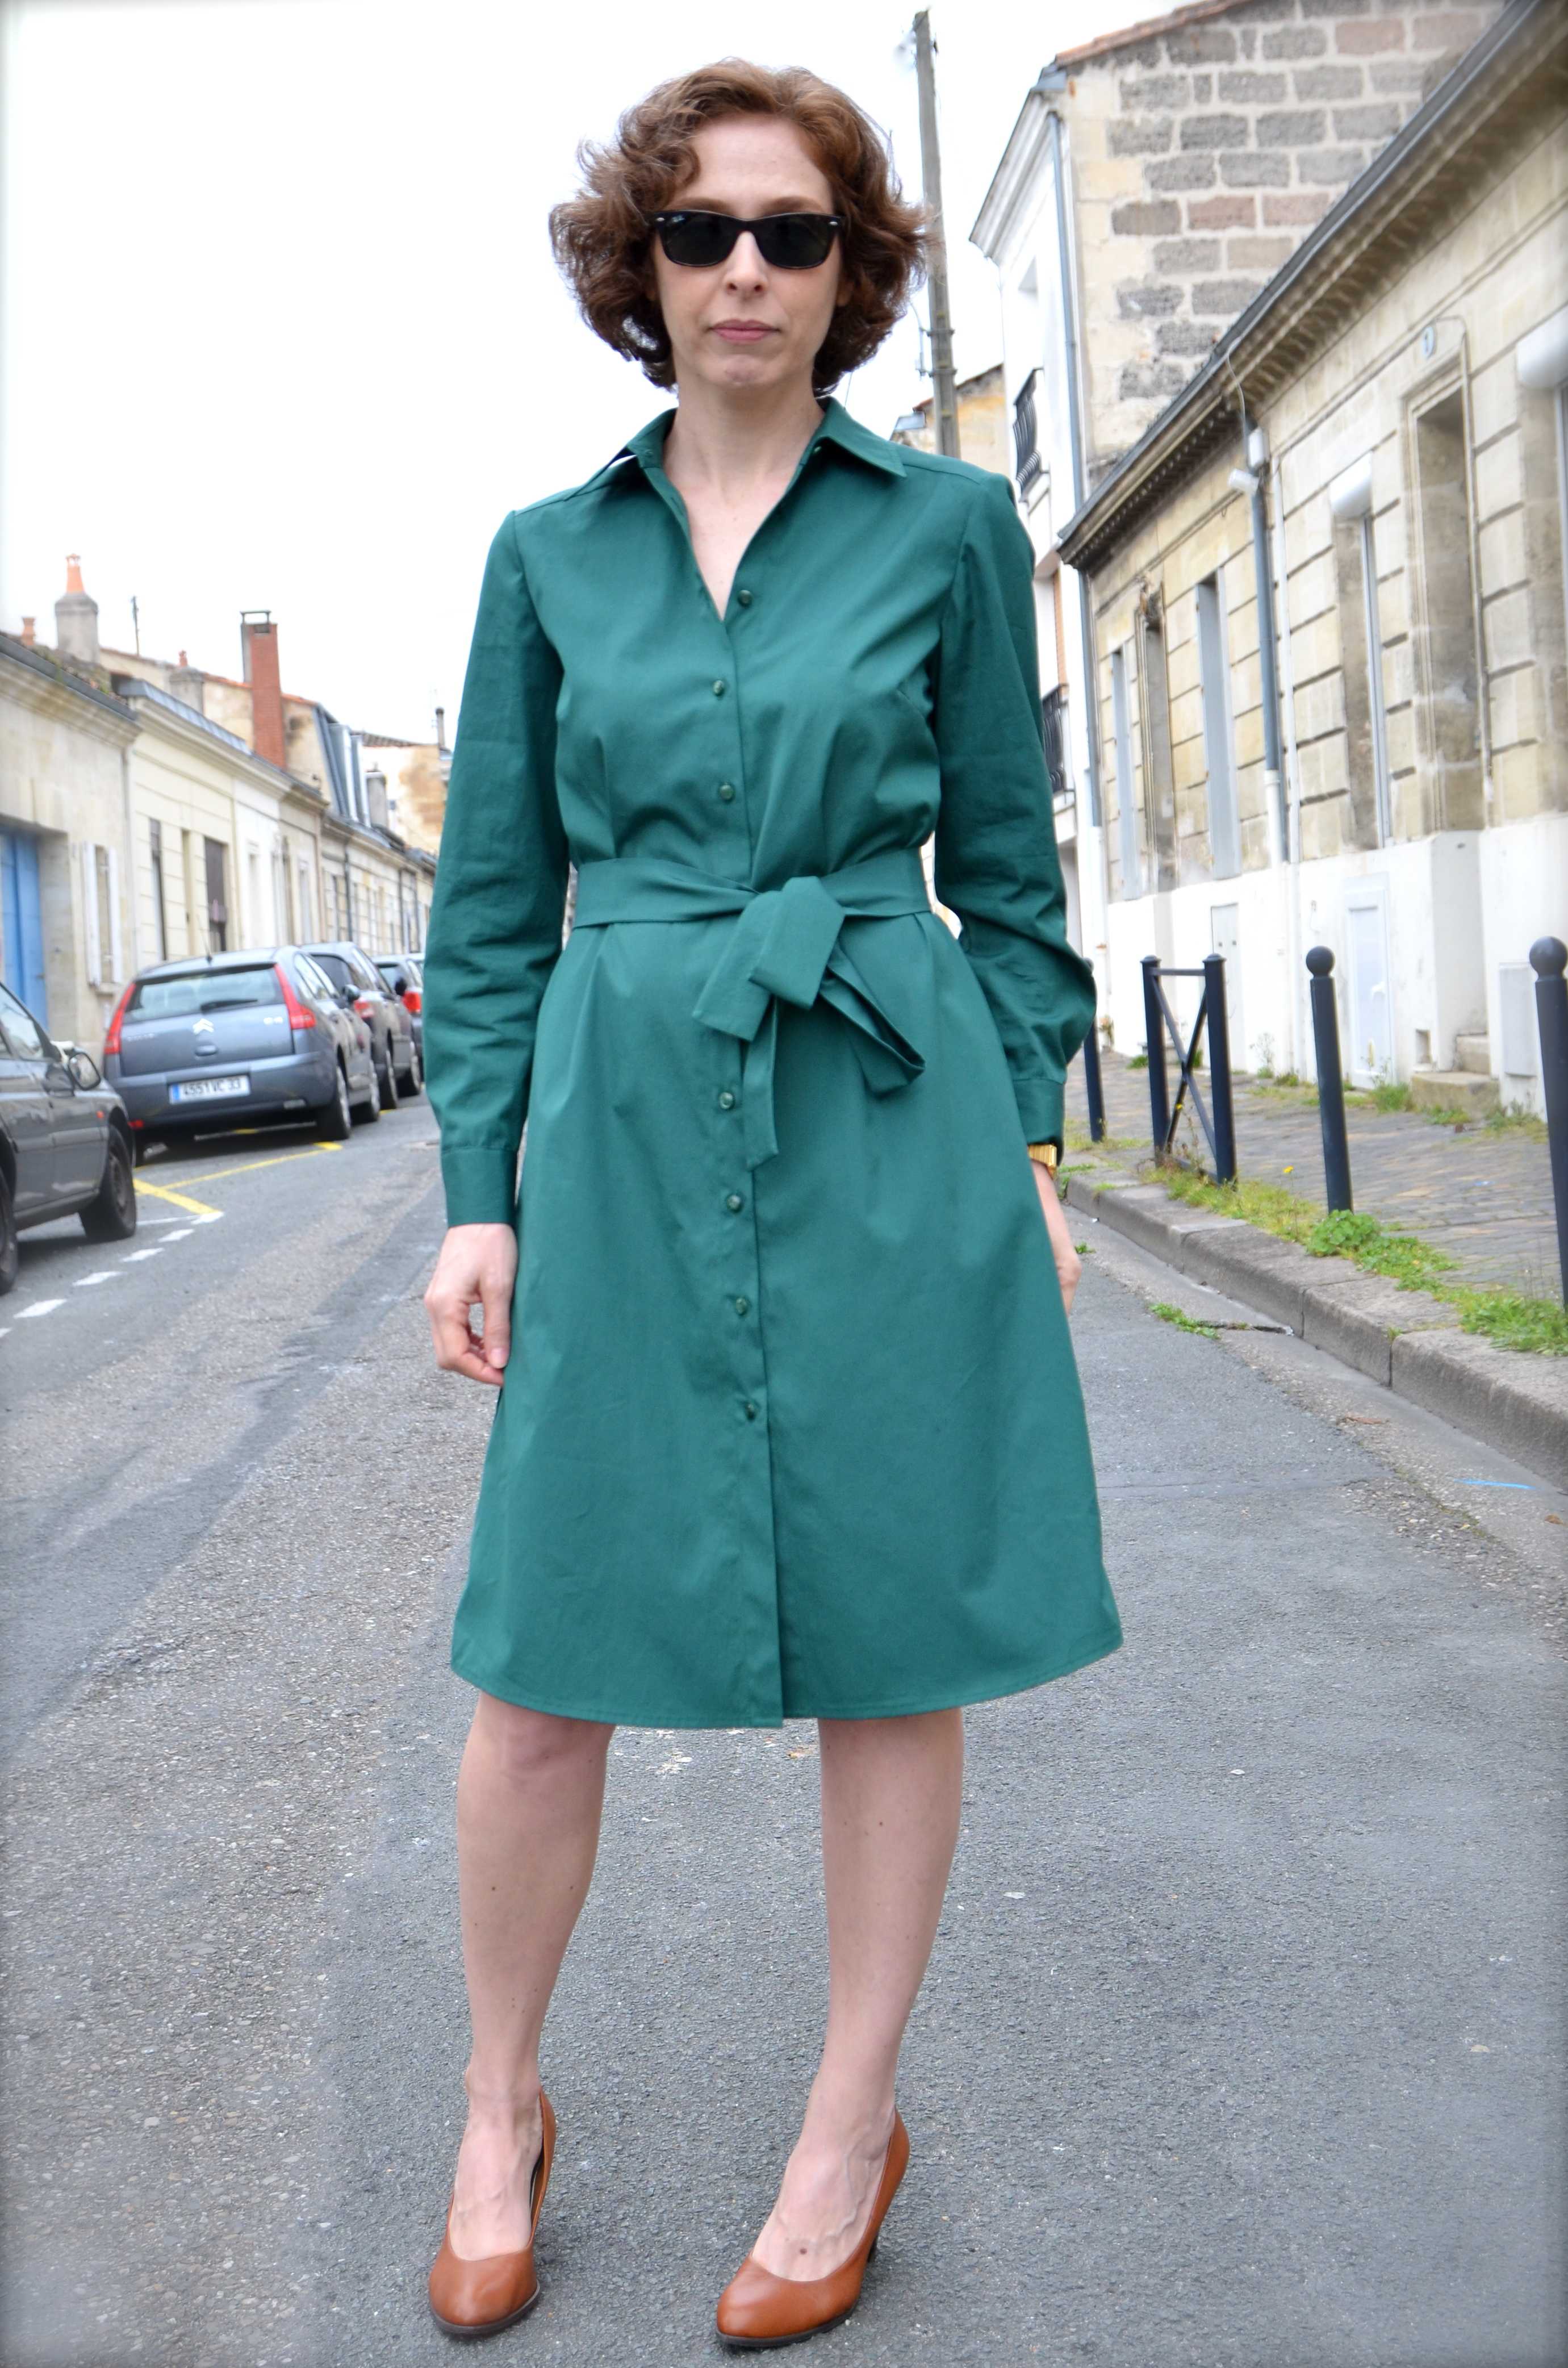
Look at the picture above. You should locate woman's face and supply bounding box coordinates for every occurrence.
[650,114,848,399]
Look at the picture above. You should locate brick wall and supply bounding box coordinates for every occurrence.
[1063,0,1506,474]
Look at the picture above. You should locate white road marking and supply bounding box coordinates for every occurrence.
[18,1300,65,1319]
[122,1248,162,1262]
[75,1272,122,1288]
[161,1228,194,1242]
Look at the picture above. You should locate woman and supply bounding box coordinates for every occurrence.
[419,58,1122,2350]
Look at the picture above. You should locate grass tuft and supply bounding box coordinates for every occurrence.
[1155,1163,1567,1355]
[1149,1299,1220,1339]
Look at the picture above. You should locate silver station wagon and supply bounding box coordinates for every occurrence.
[104,946,383,1151]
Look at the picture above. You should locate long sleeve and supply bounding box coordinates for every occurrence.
[930,470,1097,1155]
[421,511,570,1226]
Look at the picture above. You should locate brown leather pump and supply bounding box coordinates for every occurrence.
[714,2109,909,2350]
[427,2091,557,2341]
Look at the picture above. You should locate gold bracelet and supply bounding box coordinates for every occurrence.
[1026,1141,1059,1175]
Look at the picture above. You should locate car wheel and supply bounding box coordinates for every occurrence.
[354,1056,383,1125]
[378,1042,400,1112]
[315,1060,353,1141]
[403,1038,423,1097]
[80,1133,139,1243]
[0,1171,18,1297]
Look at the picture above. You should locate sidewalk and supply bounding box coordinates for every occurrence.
[1068,1048,1559,1300]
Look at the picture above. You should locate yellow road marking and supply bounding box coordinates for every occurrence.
[133,1180,222,1217]
[134,1140,342,1215]
[173,1143,342,1186]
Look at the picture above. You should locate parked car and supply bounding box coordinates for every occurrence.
[375,953,425,1060]
[301,940,421,1107]
[103,946,382,1155]
[1,976,137,1294]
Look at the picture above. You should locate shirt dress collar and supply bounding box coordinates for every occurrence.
[587,394,906,494]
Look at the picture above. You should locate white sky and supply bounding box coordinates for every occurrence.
[3,0,1178,743]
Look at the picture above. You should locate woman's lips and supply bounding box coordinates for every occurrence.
[712,323,775,343]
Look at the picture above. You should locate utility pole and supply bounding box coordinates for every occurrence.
[913,10,960,459]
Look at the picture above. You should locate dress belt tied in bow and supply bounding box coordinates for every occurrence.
[572,846,932,1168]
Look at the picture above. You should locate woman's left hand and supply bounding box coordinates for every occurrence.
[1031,1159,1082,1317]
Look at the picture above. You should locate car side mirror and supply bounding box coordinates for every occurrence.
[391,974,408,996]
[68,1048,103,1089]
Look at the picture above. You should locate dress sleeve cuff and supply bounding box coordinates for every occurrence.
[440,1140,521,1229]
[1011,1075,1065,1154]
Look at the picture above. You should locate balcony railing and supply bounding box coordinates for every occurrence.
[1013,368,1044,499]
[1042,684,1070,805]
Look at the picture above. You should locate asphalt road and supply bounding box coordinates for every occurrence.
[2,1102,1564,2368]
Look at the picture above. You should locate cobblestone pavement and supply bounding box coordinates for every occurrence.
[1065,1048,1562,1301]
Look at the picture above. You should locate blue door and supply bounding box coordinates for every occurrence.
[1,828,48,1031]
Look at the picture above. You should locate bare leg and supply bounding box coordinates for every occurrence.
[749,1707,964,2280]
[445,1694,613,2260]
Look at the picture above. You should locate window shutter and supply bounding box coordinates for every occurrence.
[82,842,102,986]
[107,844,123,982]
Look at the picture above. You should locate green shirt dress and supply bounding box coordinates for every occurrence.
[421,395,1123,1728]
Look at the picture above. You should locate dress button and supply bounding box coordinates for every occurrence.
[733,1295,750,1316]
[737,589,752,606]
[717,1087,736,1110]
[726,1192,743,1212]
[718,781,736,802]
[712,679,726,697]
[744,1401,759,1421]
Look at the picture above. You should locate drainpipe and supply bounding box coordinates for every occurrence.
[119,736,141,980]
[1269,447,1306,1078]
[1228,402,1289,1077]
[1046,107,1099,836]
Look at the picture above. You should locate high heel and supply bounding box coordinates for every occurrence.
[715,2110,909,2350]
[428,2091,557,2341]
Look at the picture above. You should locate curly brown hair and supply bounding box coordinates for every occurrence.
[549,59,928,396]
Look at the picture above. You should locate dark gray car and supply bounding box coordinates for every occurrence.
[375,953,424,1061]
[300,941,421,1110]
[104,947,381,1152]
[1,976,139,1293]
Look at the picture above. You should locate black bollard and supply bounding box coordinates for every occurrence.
[1202,953,1237,1184]
[1081,1007,1106,1143]
[1531,937,1568,1303]
[1141,955,1170,1155]
[1307,945,1353,1213]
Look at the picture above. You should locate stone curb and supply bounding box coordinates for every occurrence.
[1062,1164,1568,1490]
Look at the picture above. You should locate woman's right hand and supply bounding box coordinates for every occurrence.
[424,1222,519,1386]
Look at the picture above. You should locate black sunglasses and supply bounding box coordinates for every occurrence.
[650,210,844,271]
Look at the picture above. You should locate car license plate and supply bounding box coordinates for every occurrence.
[171,1075,251,1101]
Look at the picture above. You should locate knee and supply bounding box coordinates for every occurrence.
[470,1694,613,1790]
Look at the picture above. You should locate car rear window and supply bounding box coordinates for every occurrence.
[129,966,283,1019]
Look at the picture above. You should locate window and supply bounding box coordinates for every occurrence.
[1329,453,1391,847]
[203,836,229,954]
[1195,573,1240,878]
[0,976,45,1059]
[1135,599,1177,891]
[1411,389,1482,828]
[1516,304,1568,763]
[81,841,120,985]
[149,817,169,962]
[129,964,284,1019]
[1110,645,1141,898]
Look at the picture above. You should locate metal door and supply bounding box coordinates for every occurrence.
[1345,883,1394,1087]
[1210,902,1244,1071]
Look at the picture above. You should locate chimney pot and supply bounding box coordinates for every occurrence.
[21,617,35,646]
[240,611,286,769]
[55,555,100,667]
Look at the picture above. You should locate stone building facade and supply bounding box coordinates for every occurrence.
[1048,0,1507,478]
[1057,0,1566,1113]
